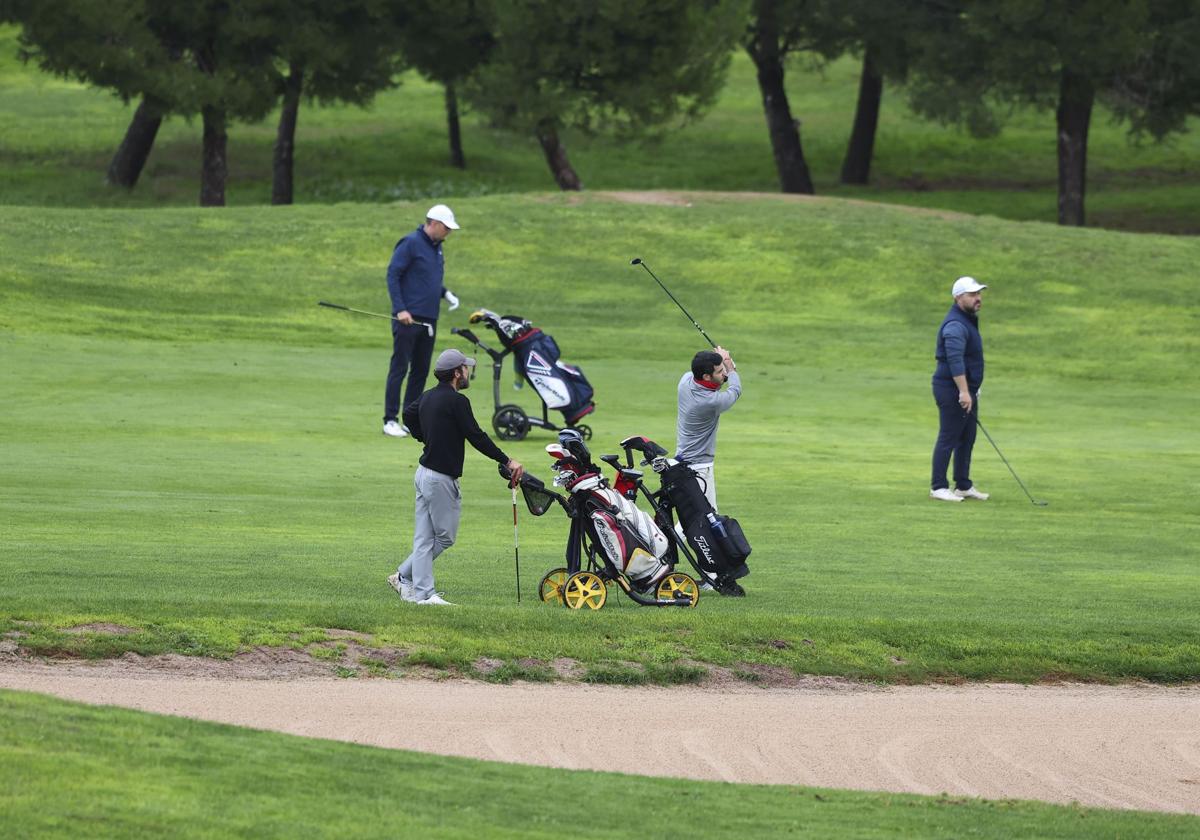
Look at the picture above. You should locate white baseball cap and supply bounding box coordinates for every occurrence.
[951,276,987,297]
[426,204,460,230]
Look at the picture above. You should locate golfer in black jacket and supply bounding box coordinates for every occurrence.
[387,348,524,606]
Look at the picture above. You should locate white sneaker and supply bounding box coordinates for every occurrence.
[387,573,415,601]
[383,420,407,437]
[954,487,990,501]
[929,487,963,502]
[415,593,456,606]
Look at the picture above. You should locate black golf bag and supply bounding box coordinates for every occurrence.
[656,461,751,583]
[471,309,594,425]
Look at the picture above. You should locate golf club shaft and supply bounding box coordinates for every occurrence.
[318,301,433,334]
[630,259,716,348]
[975,417,1047,506]
[512,487,521,603]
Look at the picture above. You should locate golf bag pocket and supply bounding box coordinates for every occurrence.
[714,516,751,563]
[589,503,670,589]
[685,513,750,579]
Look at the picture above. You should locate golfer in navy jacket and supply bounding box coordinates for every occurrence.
[382,204,462,438]
[930,276,990,502]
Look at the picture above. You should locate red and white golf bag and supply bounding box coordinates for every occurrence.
[552,463,672,590]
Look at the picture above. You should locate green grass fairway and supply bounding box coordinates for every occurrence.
[3,690,1196,839]
[2,26,1197,232]
[2,193,1198,683]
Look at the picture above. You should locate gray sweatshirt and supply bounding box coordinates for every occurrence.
[675,370,742,464]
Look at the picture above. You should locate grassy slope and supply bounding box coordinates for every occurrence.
[1,27,1197,231]
[2,194,1198,683]
[3,690,1196,839]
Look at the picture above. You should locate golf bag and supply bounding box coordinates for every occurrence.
[506,434,697,609]
[470,309,595,425]
[657,461,751,582]
[551,463,671,591]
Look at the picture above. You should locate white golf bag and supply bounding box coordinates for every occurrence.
[565,474,672,589]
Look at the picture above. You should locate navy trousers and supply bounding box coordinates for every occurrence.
[384,320,437,423]
[931,387,978,491]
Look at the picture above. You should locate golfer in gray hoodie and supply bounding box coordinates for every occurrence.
[675,346,742,511]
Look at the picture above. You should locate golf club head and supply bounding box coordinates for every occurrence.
[630,258,642,265]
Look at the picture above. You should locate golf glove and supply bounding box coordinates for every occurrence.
[444,289,460,311]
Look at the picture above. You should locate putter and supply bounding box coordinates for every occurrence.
[630,258,716,347]
[512,484,522,603]
[975,417,1048,506]
[318,300,434,337]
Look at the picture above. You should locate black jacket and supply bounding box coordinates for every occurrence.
[403,383,508,478]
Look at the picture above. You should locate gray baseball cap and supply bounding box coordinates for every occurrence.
[434,348,476,372]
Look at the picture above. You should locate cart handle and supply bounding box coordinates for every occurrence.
[451,326,507,361]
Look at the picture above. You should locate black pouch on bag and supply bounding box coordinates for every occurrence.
[715,516,751,562]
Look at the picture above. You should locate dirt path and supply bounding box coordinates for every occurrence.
[3,661,1199,816]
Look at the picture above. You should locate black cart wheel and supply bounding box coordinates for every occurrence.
[493,404,529,441]
[573,424,592,441]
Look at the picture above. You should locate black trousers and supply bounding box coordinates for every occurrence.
[384,320,437,422]
[931,387,978,491]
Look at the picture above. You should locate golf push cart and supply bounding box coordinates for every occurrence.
[503,430,700,610]
[606,436,751,598]
[452,309,594,442]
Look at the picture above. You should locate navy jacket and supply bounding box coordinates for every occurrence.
[386,226,444,320]
[933,305,984,392]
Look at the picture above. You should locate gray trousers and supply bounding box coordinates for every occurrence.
[398,465,461,602]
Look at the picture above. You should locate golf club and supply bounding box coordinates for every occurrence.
[630,258,716,348]
[975,417,1048,506]
[512,484,522,603]
[318,300,434,337]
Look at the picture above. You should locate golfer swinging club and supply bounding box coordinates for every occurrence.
[387,349,524,606]
[382,204,462,438]
[930,276,990,502]
[676,345,742,519]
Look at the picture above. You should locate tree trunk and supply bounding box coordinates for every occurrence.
[200,106,227,207]
[445,83,466,169]
[840,45,882,185]
[746,0,814,194]
[107,97,163,188]
[272,64,304,205]
[1056,66,1093,226]
[535,120,582,191]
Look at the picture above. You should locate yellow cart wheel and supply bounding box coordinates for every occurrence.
[657,573,700,607]
[538,568,569,605]
[563,571,607,610]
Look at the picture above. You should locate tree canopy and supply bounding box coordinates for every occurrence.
[465,0,744,189]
